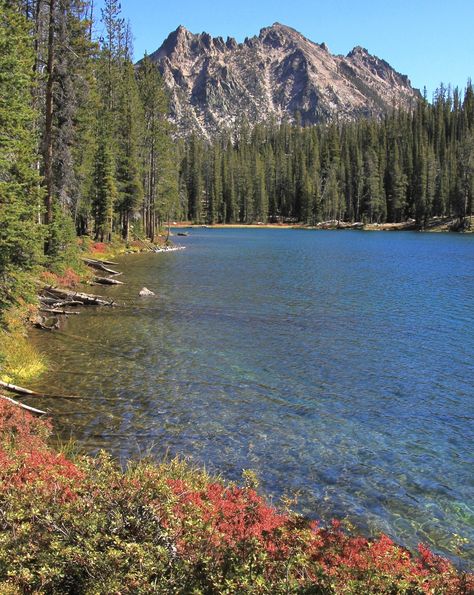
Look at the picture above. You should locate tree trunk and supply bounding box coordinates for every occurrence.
[122,212,129,241]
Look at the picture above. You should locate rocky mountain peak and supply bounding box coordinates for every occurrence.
[259,23,301,45]
[146,24,419,137]
[347,45,369,57]
[150,25,192,60]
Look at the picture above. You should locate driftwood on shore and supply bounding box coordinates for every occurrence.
[0,380,84,401]
[39,296,83,307]
[35,273,118,333]
[131,236,186,253]
[82,258,121,275]
[94,276,124,286]
[42,286,115,306]
[83,257,118,266]
[0,393,47,415]
[0,380,40,396]
[40,308,81,315]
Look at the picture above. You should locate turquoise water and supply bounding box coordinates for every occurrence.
[30,229,474,565]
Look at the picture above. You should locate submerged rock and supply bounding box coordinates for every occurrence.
[139,287,155,297]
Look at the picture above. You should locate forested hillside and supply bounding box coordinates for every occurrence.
[179,88,474,226]
[0,0,177,314]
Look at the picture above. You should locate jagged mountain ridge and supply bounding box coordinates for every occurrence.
[147,23,419,137]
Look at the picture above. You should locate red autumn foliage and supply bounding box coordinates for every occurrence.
[91,242,107,253]
[40,267,81,288]
[165,476,473,593]
[0,400,472,593]
[167,478,289,557]
[0,401,83,502]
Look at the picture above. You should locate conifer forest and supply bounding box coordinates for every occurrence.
[1,0,473,314]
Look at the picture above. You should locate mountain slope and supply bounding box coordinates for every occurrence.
[147,23,419,137]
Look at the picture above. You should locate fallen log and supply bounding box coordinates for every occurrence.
[94,276,124,285]
[39,296,83,307]
[0,394,47,415]
[40,308,81,315]
[42,286,115,306]
[0,381,83,401]
[39,299,84,310]
[0,380,39,396]
[82,257,118,266]
[82,259,121,275]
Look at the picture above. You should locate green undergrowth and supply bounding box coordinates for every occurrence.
[0,305,46,384]
[0,402,472,594]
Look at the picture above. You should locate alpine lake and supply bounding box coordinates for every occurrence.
[29,228,474,567]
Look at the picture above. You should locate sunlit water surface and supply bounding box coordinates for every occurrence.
[29,229,474,566]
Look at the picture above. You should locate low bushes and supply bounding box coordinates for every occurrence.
[0,401,472,594]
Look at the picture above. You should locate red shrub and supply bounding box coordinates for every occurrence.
[91,242,107,253]
[40,267,81,288]
[0,401,83,502]
[1,401,472,593]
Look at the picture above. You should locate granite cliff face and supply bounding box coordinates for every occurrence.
[147,23,419,137]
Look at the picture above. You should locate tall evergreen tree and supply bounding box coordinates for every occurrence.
[137,55,177,236]
[0,0,42,311]
[115,59,143,240]
[91,136,116,242]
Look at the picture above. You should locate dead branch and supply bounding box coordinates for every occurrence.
[0,394,47,415]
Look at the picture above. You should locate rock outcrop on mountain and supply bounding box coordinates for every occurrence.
[147,23,419,137]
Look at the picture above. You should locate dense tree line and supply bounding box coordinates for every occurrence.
[180,85,474,227]
[0,0,178,312]
[1,1,473,317]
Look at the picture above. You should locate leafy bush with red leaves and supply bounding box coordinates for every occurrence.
[40,267,81,288]
[91,242,107,254]
[0,401,472,594]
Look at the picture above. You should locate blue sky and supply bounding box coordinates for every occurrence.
[95,0,473,98]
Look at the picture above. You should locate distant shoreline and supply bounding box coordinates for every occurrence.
[172,216,473,233]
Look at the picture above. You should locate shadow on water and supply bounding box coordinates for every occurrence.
[29,229,474,567]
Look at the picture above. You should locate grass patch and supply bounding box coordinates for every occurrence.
[0,305,46,384]
[0,330,45,384]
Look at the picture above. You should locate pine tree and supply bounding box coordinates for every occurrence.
[455,133,474,226]
[115,59,143,241]
[91,137,117,242]
[253,154,268,223]
[137,54,175,237]
[48,0,95,262]
[0,1,42,312]
[187,135,203,222]
[208,143,222,224]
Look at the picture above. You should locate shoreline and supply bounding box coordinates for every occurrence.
[0,235,174,386]
[172,216,473,233]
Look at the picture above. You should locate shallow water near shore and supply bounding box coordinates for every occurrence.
[29,229,474,566]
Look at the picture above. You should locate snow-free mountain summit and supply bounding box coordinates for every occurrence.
[147,23,420,137]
